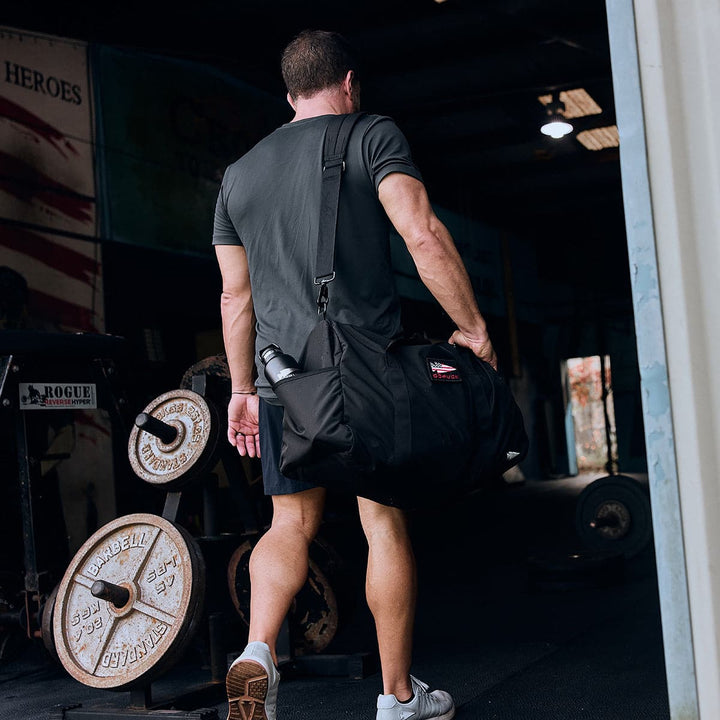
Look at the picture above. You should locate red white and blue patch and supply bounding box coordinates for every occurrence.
[427,358,462,382]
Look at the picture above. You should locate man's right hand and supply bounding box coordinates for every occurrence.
[448,329,498,370]
[227,393,261,458]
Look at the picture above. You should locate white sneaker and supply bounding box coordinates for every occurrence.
[226,641,280,720]
[376,675,455,720]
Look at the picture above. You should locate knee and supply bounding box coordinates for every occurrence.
[270,489,325,542]
[358,499,410,545]
[271,512,321,543]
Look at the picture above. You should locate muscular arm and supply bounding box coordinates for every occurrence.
[215,244,261,457]
[378,173,497,367]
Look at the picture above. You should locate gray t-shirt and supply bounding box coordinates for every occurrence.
[213,113,423,398]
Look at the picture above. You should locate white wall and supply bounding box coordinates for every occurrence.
[633,1,720,717]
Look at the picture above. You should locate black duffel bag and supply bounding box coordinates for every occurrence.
[271,319,528,508]
[264,112,528,509]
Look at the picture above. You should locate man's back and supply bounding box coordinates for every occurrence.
[213,113,422,396]
[216,30,492,720]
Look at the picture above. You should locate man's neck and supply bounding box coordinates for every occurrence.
[290,90,352,122]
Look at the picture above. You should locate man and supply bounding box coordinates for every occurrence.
[213,30,496,720]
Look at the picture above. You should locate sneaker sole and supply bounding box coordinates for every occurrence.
[421,705,456,720]
[382,703,455,720]
[226,660,269,720]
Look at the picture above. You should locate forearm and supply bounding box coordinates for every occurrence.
[408,220,490,342]
[220,290,257,392]
[379,174,489,341]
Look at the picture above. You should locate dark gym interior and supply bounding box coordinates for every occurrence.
[0,1,669,718]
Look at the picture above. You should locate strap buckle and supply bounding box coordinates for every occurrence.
[314,272,336,286]
[316,281,330,317]
[322,157,345,173]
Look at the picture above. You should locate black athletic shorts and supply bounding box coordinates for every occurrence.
[259,398,318,496]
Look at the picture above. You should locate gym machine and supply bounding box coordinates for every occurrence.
[0,330,129,663]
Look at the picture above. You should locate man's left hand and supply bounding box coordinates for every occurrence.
[448,329,498,369]
[227,394,261,458]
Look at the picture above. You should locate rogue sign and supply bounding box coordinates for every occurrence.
[19,382,97,410]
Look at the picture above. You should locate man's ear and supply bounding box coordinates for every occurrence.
[342,70,354,97]
[287,92,296,110]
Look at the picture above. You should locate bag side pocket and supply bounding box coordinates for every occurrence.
[276,367,353,473]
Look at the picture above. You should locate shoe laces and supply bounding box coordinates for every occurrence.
[410,676,443,712]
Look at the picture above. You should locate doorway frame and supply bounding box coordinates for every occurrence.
[606,1,705,717]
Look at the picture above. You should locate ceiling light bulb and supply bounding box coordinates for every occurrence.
[541,118,574,139]
[540,93,574,139]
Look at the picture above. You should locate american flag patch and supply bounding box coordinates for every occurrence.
[427,358,462,382]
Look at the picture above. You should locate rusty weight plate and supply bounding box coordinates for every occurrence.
[128,389,219,488]
[180,354,231,402]
[53,513,205,690]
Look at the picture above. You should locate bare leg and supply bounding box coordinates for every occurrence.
[358,496,417,701]
[247,486,326,664]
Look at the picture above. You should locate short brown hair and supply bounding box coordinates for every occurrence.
[281,30,359,100]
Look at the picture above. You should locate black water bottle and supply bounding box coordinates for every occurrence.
[259,344,301,388]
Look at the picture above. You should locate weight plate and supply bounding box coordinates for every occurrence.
[180,355,231,400]
[227,538,339,654]
[41,584,60,663]
[128,389,219,488]
[52,513,205,690]
[575,475,653,559]
[227,540,253,628]
[291,557,339,655]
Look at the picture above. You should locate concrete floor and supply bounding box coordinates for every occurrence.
[0,473,670,719]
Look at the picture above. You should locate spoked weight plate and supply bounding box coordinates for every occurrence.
[53,513,205,690]
[575,475,653,559]
[128,389,219,489]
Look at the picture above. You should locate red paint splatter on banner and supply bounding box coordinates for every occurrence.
[0,151,94,224]
[29,288,98,333]
[0,226,99,285]
[0,96,79,158]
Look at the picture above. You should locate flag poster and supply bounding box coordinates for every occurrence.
[0,26,103,332]
[0,27,113,547]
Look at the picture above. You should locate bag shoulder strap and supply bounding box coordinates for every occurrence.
[315,112,365,316]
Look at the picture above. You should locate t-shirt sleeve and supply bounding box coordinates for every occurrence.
[362,116,424,192]
[212,171,243,246]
